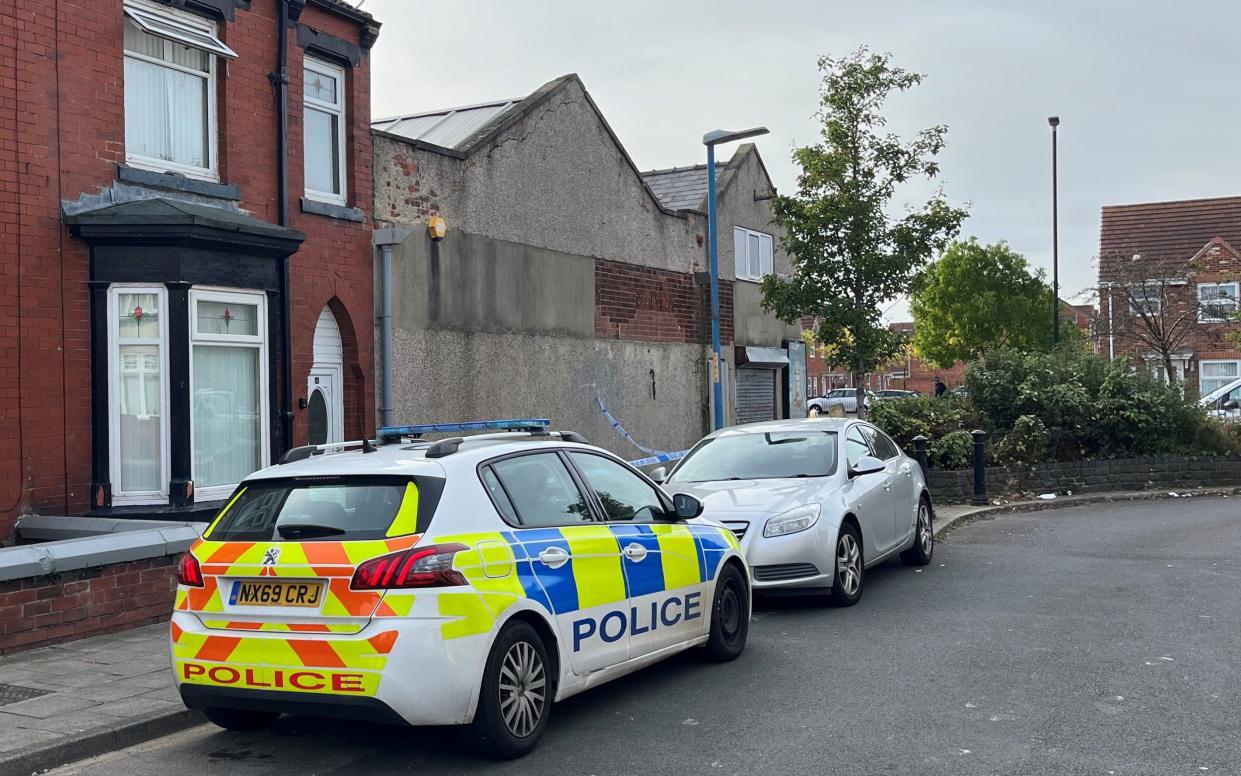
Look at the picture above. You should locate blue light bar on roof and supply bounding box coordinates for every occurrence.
[378,418,552,438]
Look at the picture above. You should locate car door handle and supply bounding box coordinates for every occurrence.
[883,481,892,491]
[538,547,570,569]
[622,543,648,562]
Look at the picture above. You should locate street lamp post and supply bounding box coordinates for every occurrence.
[704,126,768,431]
[1048,116,1060,345]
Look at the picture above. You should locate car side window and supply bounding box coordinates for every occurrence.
[845,427,872,468]
[861,426,899,460]
[480,466,519,523]
[488,453,594,527]
[568,452,669,523]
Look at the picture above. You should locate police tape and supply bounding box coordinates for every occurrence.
[593,395,669,456]
[627,450,688,468]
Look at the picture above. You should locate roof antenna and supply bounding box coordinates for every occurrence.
[362,438,377,454]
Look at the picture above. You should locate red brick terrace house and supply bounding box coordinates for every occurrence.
[0,0,381,539]
[1098,196,1241,394]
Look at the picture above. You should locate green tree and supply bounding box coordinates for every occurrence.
[762,48,967,415]
[909,238,1058,368]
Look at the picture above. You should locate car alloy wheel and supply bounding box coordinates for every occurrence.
[498,640,546,738]
[837,532,861,596]
[917,502,933,556]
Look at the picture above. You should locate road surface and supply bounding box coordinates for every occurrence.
[50,497,1241,775]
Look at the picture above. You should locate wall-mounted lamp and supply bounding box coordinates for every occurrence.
[427,216,448,242]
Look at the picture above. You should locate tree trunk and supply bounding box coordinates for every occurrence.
[1163,352,1177,386]
[854,360,866,419]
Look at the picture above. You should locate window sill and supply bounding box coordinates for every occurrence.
[300,196,365,223]
[118,164,240,201]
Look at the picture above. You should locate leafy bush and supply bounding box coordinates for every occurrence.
[993,414,1049,464]
[929,429,973,469]
[870,347,1241,468]
[868,395,981,451]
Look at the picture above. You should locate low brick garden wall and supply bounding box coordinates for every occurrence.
[928,455,1241,503]
[0,555,178,655]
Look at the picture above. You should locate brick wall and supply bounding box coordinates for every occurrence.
[0,555,178,655]
[927,455,1241,503]
[595,258,733,345]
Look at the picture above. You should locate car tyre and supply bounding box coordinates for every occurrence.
[900,496,935,566]
[202,707,280,732]
[703,562,749,662]
[472,620,552,760]
[828,522,864,607]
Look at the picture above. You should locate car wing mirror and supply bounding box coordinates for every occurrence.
[672,493,703,520]
[849,455,886,478]
[1223,400,1240,411]
[649,465,668,484]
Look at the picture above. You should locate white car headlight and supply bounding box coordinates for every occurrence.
[763,504,821,538]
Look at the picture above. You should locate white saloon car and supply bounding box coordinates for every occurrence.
[171,420,748,759]
[659,418,933,605]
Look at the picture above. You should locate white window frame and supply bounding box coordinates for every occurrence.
[188,288,269,501]
[734,226,774,282]
[108,285,171,506]
[1128,285,1163,316]
[1197,282,1239,323]
[122,0,222,181]
[303,56,348,205]
[1200,359,1241,396]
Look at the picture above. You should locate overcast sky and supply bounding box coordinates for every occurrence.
[364,0,1241,321]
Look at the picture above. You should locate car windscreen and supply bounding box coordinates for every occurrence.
[205,476,444,542]
[666,432,838,482]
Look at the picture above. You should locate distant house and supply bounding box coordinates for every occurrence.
[1098,196,1241,393]
[371,74,800,456]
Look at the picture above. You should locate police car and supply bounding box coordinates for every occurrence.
[171,420,749,758]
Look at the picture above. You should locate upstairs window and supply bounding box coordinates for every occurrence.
[123,1,235,180]
[304,57,348,204]
[1198,282,1239,323]
[734,227,774,282]
[1128,286,1163,317]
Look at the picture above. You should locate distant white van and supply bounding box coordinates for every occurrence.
[1199,377,1241,420]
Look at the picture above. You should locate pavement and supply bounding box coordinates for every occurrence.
[2,488,1239,775]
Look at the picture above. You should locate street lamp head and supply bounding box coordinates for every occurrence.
[1047,116,1060,128]
[703,127,769,146]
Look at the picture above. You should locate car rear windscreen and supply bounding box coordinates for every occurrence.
[206,476,444,542]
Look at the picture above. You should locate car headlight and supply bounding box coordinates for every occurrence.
[763,504,821,538]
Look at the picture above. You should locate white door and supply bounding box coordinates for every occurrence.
[309,307,344,446]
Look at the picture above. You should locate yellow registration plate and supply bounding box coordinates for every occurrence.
[230,580,324,608]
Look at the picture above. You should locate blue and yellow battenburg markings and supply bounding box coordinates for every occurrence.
[428,523,738,640]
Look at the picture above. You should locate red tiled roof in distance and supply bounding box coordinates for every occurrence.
[1099,196,1241,281]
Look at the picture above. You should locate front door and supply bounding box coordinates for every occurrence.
[307,369,342,447]
[843,425,897,559]
[567,452,706,658]
[486,452,630,675]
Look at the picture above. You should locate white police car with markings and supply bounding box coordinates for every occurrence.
[171,419,749,759]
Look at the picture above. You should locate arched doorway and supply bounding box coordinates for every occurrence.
[308,306,344,446]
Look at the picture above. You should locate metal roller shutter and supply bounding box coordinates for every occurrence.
[735,368,776,425]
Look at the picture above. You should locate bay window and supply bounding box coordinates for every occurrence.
[304,57,348,204]
[109,287,169,503]
[123,0,236,179]
[190,290,268,498]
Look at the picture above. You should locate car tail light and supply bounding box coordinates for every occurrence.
[178,552,204,587]
[351,543,469,590]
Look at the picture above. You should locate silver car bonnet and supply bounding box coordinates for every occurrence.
[665,477,841,519]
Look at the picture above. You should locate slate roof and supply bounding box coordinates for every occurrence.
[64,198,304,242]
[373,98,523,150]
[640,164,727,212]
[1099,196,1241,275]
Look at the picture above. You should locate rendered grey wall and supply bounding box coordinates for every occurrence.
[390,230,595,338]
[390,328,706,457]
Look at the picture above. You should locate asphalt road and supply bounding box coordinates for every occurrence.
[50,497,1241,775]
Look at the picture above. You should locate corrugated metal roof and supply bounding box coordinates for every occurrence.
[641,163,726,212]
[372,98,521,150]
